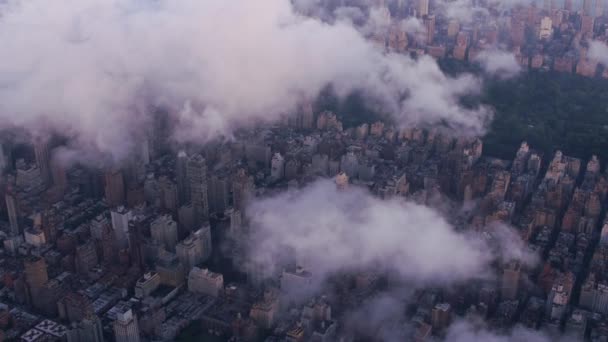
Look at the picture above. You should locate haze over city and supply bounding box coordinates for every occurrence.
[0,0,607,341]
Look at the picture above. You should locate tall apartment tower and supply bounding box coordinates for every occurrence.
[176,150,190,205]
[0,142,7,172]
[209,174,229,214]
[34,138,52,187]
[423,15,436,45]
[150,215,178,252]
[110,206,132,250]
[232,169,254,212]
[194,224,213,262]
[104,169,125,207]
[418,0,429,17]
[501,261,521,300]
[583,0,592,15]
[596,0,605,17]
[113,308,141,342]
[5,189,19,236]
[176,224,213,272]
[270,153,285,181]
[187,154,209,225]
[67,316,104,342]
[24,256,49,306]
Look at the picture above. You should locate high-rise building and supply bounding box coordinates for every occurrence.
[226,208,243,237]
[75,241,98,274]
[447,19,460,38]
[110,206,132,250]
[209,174,229,214]
[58,292,95,323]
[156,251,185,287]
[24,256,48,306]
[5,190,19,236]
[418,0,429,17]
[50,156,68,195]
[101,223,117,263]
[134,272,161,298]
[113,308,141,342]
[187,154,209,225]
[581,15,594,35]
[158,176,178,212]
[128,221,145,268]
[340,152,358,178]
[176,150,190,205]
[312,154,329,176]
[270,153,285,181]
[34,138,52,187]
[176,225,212,272]
[150,215,178,252]
[423,15,436,45]
[302,102,314,129]
[431,303,452,331]
[281,266,313,295]
[596,0,604,17]
[539,16,553,39]
[194,224,212,262]
[583,0,592,15]
[67,316,104,342]
[104,169,125,207]
[0,142,7,172]
[188,267,224,296]
[232,169,254,212]
[335,172,349,191]
[501,261,521,300]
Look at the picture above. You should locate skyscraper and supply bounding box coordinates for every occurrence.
[418,0,429,17]
[209,174,229,214]
[423,15,436,45]
[187,154,209,225]
[270,153,285,181]
[5,189,19,236]
[150,214,178,252]
[501,261,521,300]
[34,138,52,187]
[596,0,605,17]
[75,241,99,274]
[24,256,48,307]
[0,142,7,172]
[104,169,125,207]
[232,168,254,212]
[188,267,224,296]
[67,316,104,342]
[176,150,190,205]
[110,206,132,250]
[583,0,592,15]
[176,224,212,272]
[113,308,141,342]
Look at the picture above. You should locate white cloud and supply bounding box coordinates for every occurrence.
[475,49,522,79]
[589,40,608,66]
[0,0,491,161]
[246,180,533,286]
[445,319,576,342]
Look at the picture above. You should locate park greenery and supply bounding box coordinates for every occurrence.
[317,59,608,164]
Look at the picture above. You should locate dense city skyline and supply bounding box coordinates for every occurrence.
[0,0,608,341]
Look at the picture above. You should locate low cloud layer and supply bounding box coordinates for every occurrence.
[589,40,608,66]
[445,319,575,342]
[246,180,533,287]
[0,0,491,161]
[475,49,522,79]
